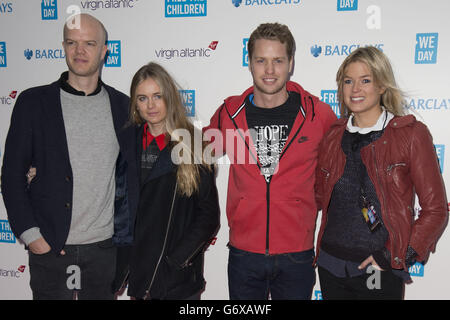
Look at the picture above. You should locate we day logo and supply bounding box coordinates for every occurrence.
[409,262,424,277]
[104,40,121,67]
[41,0,57,20]
[337,0,357,11]
[242,38,249,67]
[435,144,445,174]
[415,33,438,64]
[180,90,195,117]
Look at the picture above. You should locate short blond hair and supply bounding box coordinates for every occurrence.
[336,46,407,117]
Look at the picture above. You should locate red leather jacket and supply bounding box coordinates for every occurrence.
[315,115,448,270]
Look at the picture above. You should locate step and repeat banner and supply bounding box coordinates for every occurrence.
[0,0,449,300]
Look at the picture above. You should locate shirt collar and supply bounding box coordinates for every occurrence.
[347,107,394,134]
[143,123,168,151]
[59,71,103,96]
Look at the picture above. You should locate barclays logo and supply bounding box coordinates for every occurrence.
[0,2,12,13]
[232,0,301,7]
[232,0,242,7]
[41,0,57,20]
[180,90,195,117]
[165,0,207,18]
[105,40,121,67]
[310,45,321,58]
[0,41,6,67]
[24,48,65,60]
[24,49,33,60]
[310,43,383,57]
[415,33,438,64]
[406,98,450,111]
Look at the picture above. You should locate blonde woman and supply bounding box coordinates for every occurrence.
[114,62,220,300]
[314,47,447,299]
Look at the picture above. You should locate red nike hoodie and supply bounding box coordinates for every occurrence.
[205,81,337,254]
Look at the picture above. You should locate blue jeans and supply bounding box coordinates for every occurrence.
[227,245,315,300]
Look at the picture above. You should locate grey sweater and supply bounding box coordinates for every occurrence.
[61,87,120,244]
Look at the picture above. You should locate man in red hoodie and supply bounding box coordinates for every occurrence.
[204,23,337,299]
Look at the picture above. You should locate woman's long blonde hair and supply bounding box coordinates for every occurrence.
[336,46,408,118]
[129,62,212,196]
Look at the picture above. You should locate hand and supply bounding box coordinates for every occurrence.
[28,237,51,254]
[358,255,384,271]
[29,237,66,255]
[26,167,36,184]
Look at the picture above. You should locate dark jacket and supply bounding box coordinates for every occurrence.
[1,78,139,254]
[117,126,220,299]
[315,115,448,270]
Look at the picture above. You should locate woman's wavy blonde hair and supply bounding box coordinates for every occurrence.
[336,46,408,118]
[129,62,212,196]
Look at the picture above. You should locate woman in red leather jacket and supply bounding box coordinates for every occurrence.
[314,46,448,300]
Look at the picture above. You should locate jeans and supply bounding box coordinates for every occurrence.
[28,238,117,300]
[318,266,404,300]
[227,245,315,300]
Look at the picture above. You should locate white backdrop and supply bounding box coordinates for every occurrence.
[0,0,449,300]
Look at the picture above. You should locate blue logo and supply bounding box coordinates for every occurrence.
[435,144,445,174]
[406,98,450,111]
[232,0,242,7]
[337,0,357,11]
[165,0,207,18]
[408,262,424,277]
[41,0,57,20]
[105,40,121,67]
[0,41,6,67]
[24,48,64,60]
[180,90,195,117]
[415,33,438,64]
[24,49,33,60]
[243,38,249,67]
[0,2,12,13]
[0,220,16,243]
[314,290,322,300]
[321,90,340,118]
[311,43,383,57]
[311,45,322,57]
[233,0,301,7]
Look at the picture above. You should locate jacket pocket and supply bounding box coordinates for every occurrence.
[386,162,408,186]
